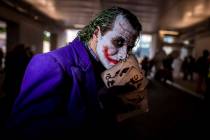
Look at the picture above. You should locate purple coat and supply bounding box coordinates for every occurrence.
[8,38,101,130]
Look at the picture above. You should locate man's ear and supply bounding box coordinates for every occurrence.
[93,26,101,41]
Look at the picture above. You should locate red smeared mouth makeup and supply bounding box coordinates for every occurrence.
[104,47,118,64]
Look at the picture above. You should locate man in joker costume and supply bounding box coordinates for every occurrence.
[7,7,142,138]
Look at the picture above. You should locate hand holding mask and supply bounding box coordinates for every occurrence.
[101,55,149,122]
[101,55,147,90]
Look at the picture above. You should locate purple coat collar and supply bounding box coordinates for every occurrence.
[67,38,92,71]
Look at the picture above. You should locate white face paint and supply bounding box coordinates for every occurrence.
[96,15,137,69]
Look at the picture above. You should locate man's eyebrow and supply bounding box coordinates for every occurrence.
[112,36,135,48]
[119,22,133,35]
[113,36,124,40]
[115,34,135,46]
[118,22,135,42]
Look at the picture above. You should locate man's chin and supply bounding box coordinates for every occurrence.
[104,63,113,70]
[100,59,118,69]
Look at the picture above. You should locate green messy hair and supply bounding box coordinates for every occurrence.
[78,7,142,44]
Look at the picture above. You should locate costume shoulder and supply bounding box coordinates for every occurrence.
[47,38,90,70]
[15,53,66,105]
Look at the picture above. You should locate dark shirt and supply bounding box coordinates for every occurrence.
[85,46,106,90]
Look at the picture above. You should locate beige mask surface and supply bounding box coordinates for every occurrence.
[101,54,149,122]
[101,55,147,90]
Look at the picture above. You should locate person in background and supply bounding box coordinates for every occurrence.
[172,54,182,79]
[162,53,174,82]
[205,55,210,104]
[3,44,33,119]
[0,48,4,72]
[195,49,209,94]
[152,49,167,81]
[181,55,195,81]
[141,56,149,77]
[6,7,142,139]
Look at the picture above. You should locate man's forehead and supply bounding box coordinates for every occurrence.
[110,15,137,44]
[113,15,136,36]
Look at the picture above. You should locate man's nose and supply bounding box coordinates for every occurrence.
[118,46,128,60]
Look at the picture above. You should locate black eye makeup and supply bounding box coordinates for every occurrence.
[112,37,125,48]
[112,36,136,51]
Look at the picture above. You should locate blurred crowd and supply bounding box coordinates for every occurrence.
[140,49,210,99]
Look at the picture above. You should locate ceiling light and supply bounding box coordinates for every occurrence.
[73,24,85,29]
[185,11,192,17]
[159,30,179,36]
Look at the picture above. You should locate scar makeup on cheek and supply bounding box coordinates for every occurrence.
[104,47,118,64]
